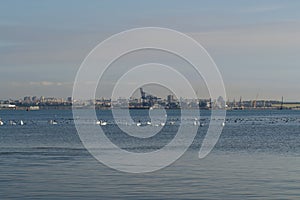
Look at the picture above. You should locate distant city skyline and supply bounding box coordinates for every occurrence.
[0,93,297,104]
[1,0,300,101]
[2,93,300,111]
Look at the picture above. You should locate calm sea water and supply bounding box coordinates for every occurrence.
[0,109,300,199]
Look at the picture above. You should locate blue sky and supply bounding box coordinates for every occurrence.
[1,0,300,101]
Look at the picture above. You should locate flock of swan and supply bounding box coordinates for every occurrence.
[0,118,225,127]
[0,119,24,126]
[1,115,299,128]
[0,119,57,126]
[94,117,221,127]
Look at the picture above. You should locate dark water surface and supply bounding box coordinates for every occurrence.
[0,109,300,199]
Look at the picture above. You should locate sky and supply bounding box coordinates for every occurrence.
[0,0,300,101]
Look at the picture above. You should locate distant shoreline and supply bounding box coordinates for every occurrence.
[1,106,299,111]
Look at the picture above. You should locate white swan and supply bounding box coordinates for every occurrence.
[9,120,17,126]
[96,120,107,126]
[100,121,107,126]
[49,120,58,125]
[160,122,165,126]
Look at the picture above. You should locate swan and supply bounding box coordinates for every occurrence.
[96,120,107,126]
[160,122,165,126]
[100,121,107,126]
[49,120,58,125]
[9,120,17,126]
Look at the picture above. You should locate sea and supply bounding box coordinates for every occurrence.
[0,109,299,199]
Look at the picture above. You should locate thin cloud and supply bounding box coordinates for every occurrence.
[240,5,285,13]
[10,81,73,87]
[188,21,300,48]
[29,81,72,86]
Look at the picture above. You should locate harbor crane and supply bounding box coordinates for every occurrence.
[139,88,159,107]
